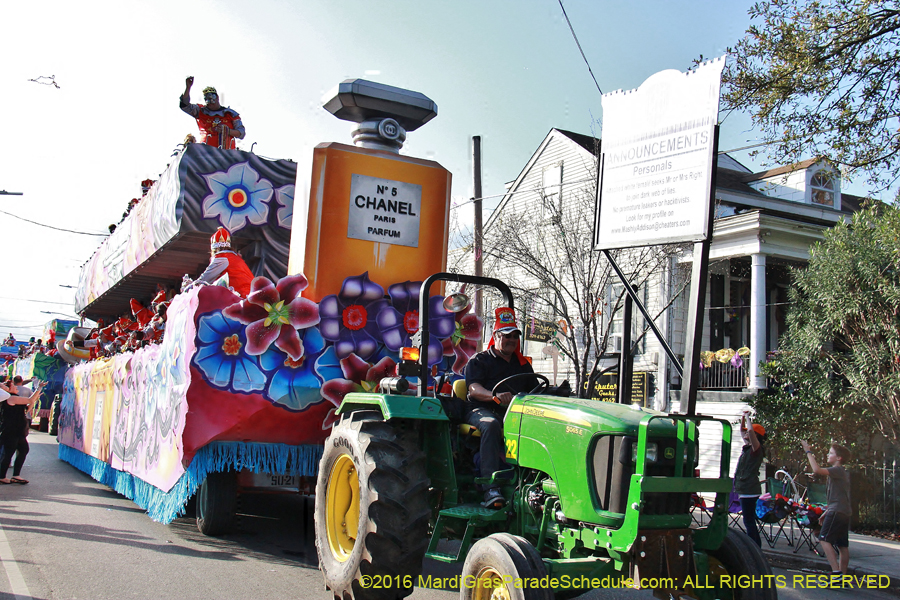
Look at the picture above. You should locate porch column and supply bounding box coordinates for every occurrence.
[750,253,767,389]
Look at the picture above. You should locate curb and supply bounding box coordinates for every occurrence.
[763,550,900,597]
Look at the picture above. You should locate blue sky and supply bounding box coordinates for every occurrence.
[0,0,842,338]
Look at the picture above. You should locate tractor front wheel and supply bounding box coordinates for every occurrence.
[461,533,553,600]
[702,529,777,600]
[314,411,430,599]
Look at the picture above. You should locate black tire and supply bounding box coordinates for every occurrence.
[49,399,61,436]
[703,529,777,600]
[460,534,553,600]
[314,411,430,600]
[196,470,237,536]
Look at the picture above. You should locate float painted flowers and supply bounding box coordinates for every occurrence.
[316,347,397,406]
[319,272,388,360]
[259,327,326,411]
[442,302,484,375]
[274,184,293,229]
[377,281,455,366]
[193,312,266,393]
[223,274,319,361]
[201,162,273,232]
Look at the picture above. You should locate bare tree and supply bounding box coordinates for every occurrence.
[451,151,689,396]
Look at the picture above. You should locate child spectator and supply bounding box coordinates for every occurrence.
[735,410,766,547]
[801,439,852,583]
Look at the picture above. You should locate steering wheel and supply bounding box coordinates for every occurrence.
[492,373,550,398]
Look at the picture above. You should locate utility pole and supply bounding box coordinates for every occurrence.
[472,136,484,351]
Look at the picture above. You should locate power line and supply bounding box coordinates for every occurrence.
[0,209,108,237]
[0,296,74,306]
[451,176,596,211]
[557,0,603,96]
[0,317,55,323]
[718,112,900,158]
[719,139,780,155]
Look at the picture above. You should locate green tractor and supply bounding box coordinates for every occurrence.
[314,274,775,600]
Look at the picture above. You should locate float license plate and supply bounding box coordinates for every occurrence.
[249,473,298,488]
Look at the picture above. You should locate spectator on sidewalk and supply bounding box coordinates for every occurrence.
[734,410,766,547]
[0,378,46,484]
[12,376,31,396]
[801,439,852,581]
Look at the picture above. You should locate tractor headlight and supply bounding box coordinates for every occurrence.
[631,442,658,464]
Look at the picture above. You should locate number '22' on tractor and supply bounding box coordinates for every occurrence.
[313,274,775,600]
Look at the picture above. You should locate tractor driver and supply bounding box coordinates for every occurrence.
[464,307,537,509]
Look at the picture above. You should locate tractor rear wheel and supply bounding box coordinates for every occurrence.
[702,529,777,600]
[461,533,553,600]
[314,411,430,599]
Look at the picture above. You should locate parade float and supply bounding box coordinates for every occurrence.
[58,80,469,534]
[8,319,76,428]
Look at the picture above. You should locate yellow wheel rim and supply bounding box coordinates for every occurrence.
[325,453,359,562]
[473,566,510,600]
[682,556,731,600]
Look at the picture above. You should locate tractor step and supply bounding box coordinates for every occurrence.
[438,504,508,521]
[426,503,508,563]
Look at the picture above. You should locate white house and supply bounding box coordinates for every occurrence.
[462,128,864,474]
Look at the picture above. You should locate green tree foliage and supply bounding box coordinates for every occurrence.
[751,204,900,459]
[724,0,900,191]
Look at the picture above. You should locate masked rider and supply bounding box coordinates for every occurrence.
[180,76,245,149]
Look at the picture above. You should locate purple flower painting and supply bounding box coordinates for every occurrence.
[319,272,388,360]
[377,281,455,366]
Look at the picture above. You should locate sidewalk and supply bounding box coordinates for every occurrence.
[754,523,900,596]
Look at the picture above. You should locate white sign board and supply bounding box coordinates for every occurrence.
[90,390,106,457]
[594,57,726,250]
[348,174,422,248]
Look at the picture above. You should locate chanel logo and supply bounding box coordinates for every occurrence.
[378,118,401,141]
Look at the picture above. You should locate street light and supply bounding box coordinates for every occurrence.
[0,190,23,196]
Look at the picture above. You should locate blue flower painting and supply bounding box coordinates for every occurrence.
[193,312,266,393]
[274,184,294,229]
[258,327,326,411]
[201,162,273,232]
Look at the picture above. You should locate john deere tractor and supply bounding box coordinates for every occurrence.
[314,274,775,600]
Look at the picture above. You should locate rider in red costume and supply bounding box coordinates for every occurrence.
[184,228,255,298]
[180,76,245,150]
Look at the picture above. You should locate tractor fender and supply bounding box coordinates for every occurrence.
[337,392,451,422]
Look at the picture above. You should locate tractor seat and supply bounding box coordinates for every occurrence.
[452,380,481,438]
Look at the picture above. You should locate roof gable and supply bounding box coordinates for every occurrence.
[486,128,597,229]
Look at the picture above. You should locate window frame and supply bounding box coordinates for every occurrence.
[541,162,563,218]
[809,170,835,207]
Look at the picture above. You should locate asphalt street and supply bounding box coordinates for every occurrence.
[0,433,893,600]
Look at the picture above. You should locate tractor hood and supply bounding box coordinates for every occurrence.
[506,394,679,438]
[504,394,692,527]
